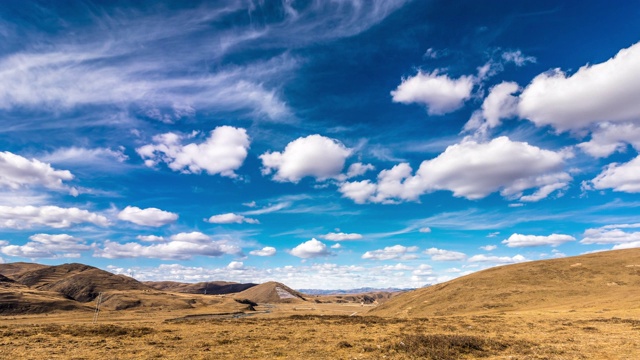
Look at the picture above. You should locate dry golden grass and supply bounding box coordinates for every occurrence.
[1,305,639,359]
[372,248,640,318]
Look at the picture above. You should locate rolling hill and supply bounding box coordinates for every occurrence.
[370,248,640,317]
[145,280,257,295]
[233,281,307,304]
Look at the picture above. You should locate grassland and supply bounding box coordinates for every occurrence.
[1,303,639,359]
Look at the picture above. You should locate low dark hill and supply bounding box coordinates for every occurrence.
[145,280,257,295]
[12,263,152,302]
[370,248,640,318]
[234,281,307,304]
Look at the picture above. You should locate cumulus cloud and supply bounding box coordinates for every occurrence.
[1,233,90,258]
[419,227,432,233]
[577,123,640,158]
[480,245,497,251]
[137,126,250,178]
[345,163,375,178]
[518,42,640,132]
[340,137,570,203]
[117,206,178,227]
[320,232,363,241]
[501,233,576,247]
[424,247,466,261]
[330,243,342,249]
[249,246,276,257]
[464,81,520,136]
[391,70,474,115]
[227,261,245,270]
[0,205,109,229]
[467,254,528,264]
[260,135,352,182]
[586,155,640,193]
[0,151,73,191]
[206,213,259,224]
[289,238,331,258]
[580,226,640,245]
[94,231,242,260]
[136,235,165,242]
[362,245,419,261]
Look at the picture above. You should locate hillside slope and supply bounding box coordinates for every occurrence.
[234,281,307,303]
[10,263,152,302]
[145,280,257,295]
[371,248,640,317]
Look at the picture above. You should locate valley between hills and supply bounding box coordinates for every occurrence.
[2,248,640,359]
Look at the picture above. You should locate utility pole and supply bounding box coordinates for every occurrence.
[92,292,103,324]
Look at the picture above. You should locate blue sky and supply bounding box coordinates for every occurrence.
[1,0,640,289]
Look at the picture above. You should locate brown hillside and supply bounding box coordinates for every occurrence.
[145,280,257,295]
[234,281,306,304]
[13,263,151,302]
[0,262,49,278]
[371,248,640,317]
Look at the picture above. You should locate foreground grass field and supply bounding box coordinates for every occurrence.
[1,304,639,359]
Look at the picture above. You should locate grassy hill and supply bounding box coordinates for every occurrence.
[234,281,307,304]
[370,248,640,317]
[144,280,257,295]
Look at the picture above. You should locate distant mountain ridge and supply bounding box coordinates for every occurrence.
[299,287,412,295]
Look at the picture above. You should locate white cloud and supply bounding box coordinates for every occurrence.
[581,227,640,245]
[136,235,165,242]
[587,155,640,193]
[117,206,178,227]
[518,41,640,132]
[95,231,242,260]
[341,136,570,203]
[289,238,331,259]
[345,162,375,178]
[330,243,342,249]
[464,81,520,136]
[249,246,276,257]
[612,241,640,250]
[578,122,640,158]
[382,263,412,271]
[227,261,245,270]
[0,151,73,190]
[0,205,109,229]
[1,233,90,258]
[501,50,536,67]
[260,135,352,182]
[480,245,497,251]
[468,254,528,264]
[338,180,377,204]
[419,227,432,233]
[391,70,474,115]
[412,264,434,276]
[137,126,250,178]
[41,147,128,167]
[362,245,419,261]
[502,233,575,247]
[320,232,363,241]
[424,247,466,261]
[206,213,259,224]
